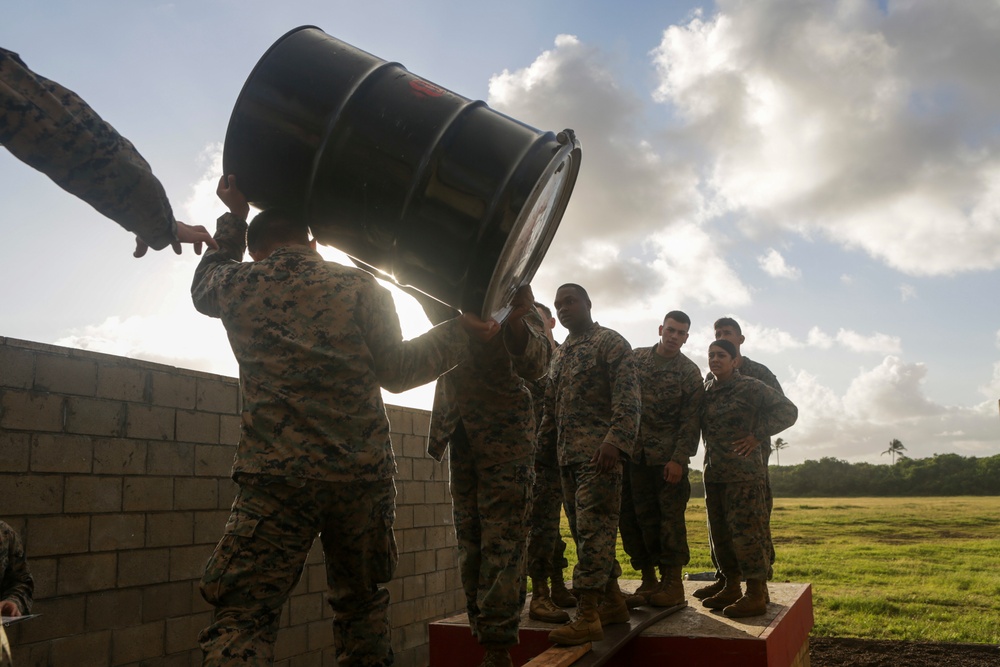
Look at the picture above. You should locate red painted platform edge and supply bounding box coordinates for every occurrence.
[429,620,555,667]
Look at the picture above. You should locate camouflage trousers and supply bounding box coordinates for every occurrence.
[618,464,651,570]
[199,476,397,667]
[1,623,10,667]
[526,454,570,580]
[704,481,769,581]
[630,462,692,569]
[560,461,622,593]
[450,427,534,647]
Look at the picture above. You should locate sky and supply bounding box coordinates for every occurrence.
[2,0,999,467]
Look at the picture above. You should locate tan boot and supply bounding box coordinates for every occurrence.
[723,579,768,618]
[550,575,577,608]
[692,577,725,600]
[702,576,743,610]
[625,566,660,607]
[548,590,603,645]
[597,574,631,625]
[479,645,513,667]
[649,566,685,607]
[529,578,570,623]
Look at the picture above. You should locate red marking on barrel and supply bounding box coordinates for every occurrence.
[410,79,445,98]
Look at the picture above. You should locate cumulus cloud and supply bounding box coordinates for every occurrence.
[725,320,901,355]
[758,248,801,279]
[899,283,917,302]
[834,329,901,354]
[650,0,1000,276]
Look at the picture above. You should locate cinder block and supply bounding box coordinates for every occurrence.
[123,477,174,511]
[0,389,64,432]
[57,552,117,595]
[217,478,240,509]
[402,574,426,601]
[424,481,448,505]
[93,438,147,475]
[174,477,219,510]
[127,404,177,441]
[395,457,413,481]
[394,505,414,531]
[34,354,97,396]
[65,396,126,437]
[151,371,197,409]
[400,434,426,459]
[397,528,425,554]
[31,432,93,473]
[413,550,436,575]
[91,513,145,551]
[85,588,143,631]
[396,481,425,506]
[118,548,170,587]
[176,410,219,444]
[389,599,417,628]
[27,515,90,556]
[143,581,195,623]
[0,344,34,388]
[411,410,431,436]
[165,611,212,655]
[434,503,454,526]
[147,512,195,548]
[436,547,457,571]
[111,620,166,665]
[412,458,436,482]
[412,504,434,528]
[195,444,235,477]
[65,475,123,513]
[386,408,412,435]
[427,525,453,548]
[97,365,148,402]
[307,619,334,652]
[0,431,30,472]
[169,544,213,581]
[193,510,229,544]
[290,592,325,626]
[395,552,415,579]
[13,594,86,643]
[426,570,447,596]
[219,414,242,445]
[147,441,195,475]
[0,473,62,514]
[49,629,112,667]
[196,378,239,414]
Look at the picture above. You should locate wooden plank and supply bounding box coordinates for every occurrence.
[522,643,592,667]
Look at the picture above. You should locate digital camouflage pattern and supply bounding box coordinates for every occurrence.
[629,465,692,568]
[704,481,769,580]
[701,374,796,484]
[538,322,640,593]
[199,477,397,667]
[0,520,33,616]
[192,213,470,483]
[618,467,649,570]
[425,311,548,646]
[0,48,178,250]
[192,212,470,666]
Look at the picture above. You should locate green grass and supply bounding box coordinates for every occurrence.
[558,496,1000,643]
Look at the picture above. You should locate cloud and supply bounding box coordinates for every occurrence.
[899,283,917,302]
[650,0,1000,276]
[834,329,901,354]
[725,320,901,355]
[758,248,801,279]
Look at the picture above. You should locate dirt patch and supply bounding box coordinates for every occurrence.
[810,637,1000,667]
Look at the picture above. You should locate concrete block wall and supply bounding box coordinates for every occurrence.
[0,337,464,667]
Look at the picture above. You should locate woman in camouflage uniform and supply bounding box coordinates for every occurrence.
[699,339,797,618]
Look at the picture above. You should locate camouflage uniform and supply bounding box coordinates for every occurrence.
[629,347,704,570]
[537,323,640,594]
[192,212,469,667]
[701,375,796,581]
[1,521,33,617]
[0,48,178,249]
[426,313,549,647]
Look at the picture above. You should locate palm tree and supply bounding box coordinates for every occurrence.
[882,438,907,464]
[772,437,789,466]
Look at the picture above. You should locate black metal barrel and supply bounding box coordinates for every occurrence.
[223,26,581,318]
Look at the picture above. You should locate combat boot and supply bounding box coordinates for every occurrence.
[479,645,513,667]
[625,565,660,608]
[650,566,685,607]
[692,576,725,600]
[723,579,768,618]
[597,573,631,625]
[548,591,603,645]
[702,576,743,610]
[550,575,577,608]
[529,578,570,623]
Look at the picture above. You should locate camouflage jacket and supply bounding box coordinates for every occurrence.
[632,345,704,467]
[538,322,640,466]
[427,310,550,468]
[0,521,33,616]
[191,213,469,482]
[701,374,797,483]
[739,356,783,394]
[0,48,178,250]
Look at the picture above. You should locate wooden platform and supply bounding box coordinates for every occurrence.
[428,581,814,667]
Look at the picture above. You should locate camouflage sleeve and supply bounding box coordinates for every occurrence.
[672,365,705,467]
[603,335,641,458]
[190,213,248,318]
[1,525,33,615]
[753,383,797,442]
[758,366,783,395]
[363,280,469,393]
[536,373,557,464]
[0,49,178,249]
[504,310,550,382]
[427,373,457,462]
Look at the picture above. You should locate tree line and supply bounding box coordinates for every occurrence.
[688,453,1000,497]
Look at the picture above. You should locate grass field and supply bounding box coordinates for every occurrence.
[560,496,1000,643]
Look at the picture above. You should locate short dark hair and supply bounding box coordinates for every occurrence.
[557,283,590,302]
[710,339,738,358]
[664,310,691,326]
[246,208,309,253]
[534,302,552,319]
[713,317,741,334]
